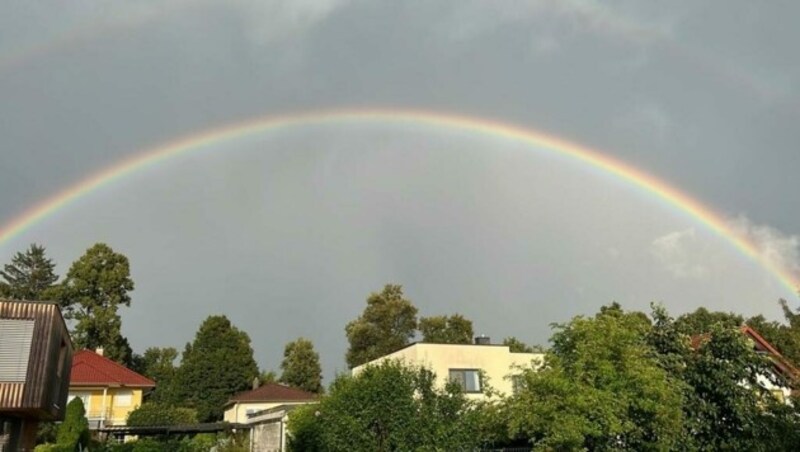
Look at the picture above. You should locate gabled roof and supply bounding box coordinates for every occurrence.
[225,383,317,407]
[70,349,155,387]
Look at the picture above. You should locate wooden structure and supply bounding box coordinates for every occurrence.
[0,300,72,451]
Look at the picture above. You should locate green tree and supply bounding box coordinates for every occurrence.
[127,402,198,426]
[502,336,545,353]
[649,305,800,450]
[57,243,135,364]
[0,244,59,301]
[57,398,90,450]
[746,299,800,368]
[280,338,323,393]
[172,315,259,422]
[508,308,685,451]
[134,347,179,403]
[259,370,278,385]
[287,360,480,452]
[675,307,743,335]
[418,314,473,344]
[345,284,418,368]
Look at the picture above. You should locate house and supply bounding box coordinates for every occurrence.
[68,349,155,429]
[246,404,313,452]
[351,336,544,399]
[0,300,73,451]
[223,382,317,424]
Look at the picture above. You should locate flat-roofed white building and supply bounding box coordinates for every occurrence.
[352,337,543,399]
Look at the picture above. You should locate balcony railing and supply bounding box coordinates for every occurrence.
[85,408,113,429]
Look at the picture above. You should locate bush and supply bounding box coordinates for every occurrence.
[33,444,75,452]
[127,402,198,426]
[56,398,90,450]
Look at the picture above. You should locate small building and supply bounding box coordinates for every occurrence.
[351,336,543,400]
[0,300,72,452]
[246,404,310,452]
[223,382,317,424]
[68,349,155,429]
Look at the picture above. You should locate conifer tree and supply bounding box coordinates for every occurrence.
[0,243,58,300]
[280,338,323,393]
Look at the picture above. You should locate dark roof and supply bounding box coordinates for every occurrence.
[97,422,247,436]
[70,349,155,387]
[225,383,317,406]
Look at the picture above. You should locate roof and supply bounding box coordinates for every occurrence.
[70,349,155,387]
[225,383,317,407]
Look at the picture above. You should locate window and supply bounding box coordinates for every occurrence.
[114,391,133,406]
[511,375,525,395]
[0,319,35,382]
[449,369,481,393]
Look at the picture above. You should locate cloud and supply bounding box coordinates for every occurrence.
[650,228,709,279]
[235,0,350,46]
[614,102,672,142]
[728,215,800,280]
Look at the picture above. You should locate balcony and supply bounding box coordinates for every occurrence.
[85,408,113,429]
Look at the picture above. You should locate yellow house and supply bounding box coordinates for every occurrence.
[68,349,155,429]
[352,337,543,400]
[223,382,317,424]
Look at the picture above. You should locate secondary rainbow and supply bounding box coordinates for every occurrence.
[0,108,795,292]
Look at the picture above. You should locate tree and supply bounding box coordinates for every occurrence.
[418,314,473,344]
[746,299,800,368]
[345,284,418,368]
[287,360,481,451]
[0,244,59,301]
[675,307,742,335]
[259,370,278,385]
[57,243,135,364]
[508,308,686,451]
[134,347,179,403]
[280,338,323,393]
[57,398,90,450]
[502,337,545,353]
[172,315,259,421]
[649,305,800,450]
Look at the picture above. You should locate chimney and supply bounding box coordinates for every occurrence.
[253,376,260,390]
[95,347,104,356]
[474,335,490,345]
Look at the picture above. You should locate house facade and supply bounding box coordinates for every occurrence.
[68,349,155,429]
[351,337,544,399]
[223,382,317,424]
[0,300,73,451]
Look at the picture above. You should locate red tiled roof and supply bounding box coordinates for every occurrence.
[226,383,317,406]
[70,349,155,387]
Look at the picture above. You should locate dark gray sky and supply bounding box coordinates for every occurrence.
[1,0,798,380]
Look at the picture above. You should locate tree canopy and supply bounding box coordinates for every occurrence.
[172,315,259,422]
[0,243,58,301]
[280,338,323,393]
[345,284,418,368]
[287,360,481,452]
[56,243,135,364]
[418,314,473,344]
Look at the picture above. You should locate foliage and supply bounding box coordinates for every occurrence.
[280,338,323,393]
[508,307,686,451]
[287,360,481,451]
[259,370,277,385]
[418,314,474,344]
[746,299,800,367]
[172,315,259,421]
[675,307,743,335]
[345,284,418,368]
[133,347,179,403]
[127,402,198,426]
[36,421,58,445]
[649,305,800,450]
[33,444,75,452]
[502,336,546,353]
[0,243,59,300]
[57,398,90,451]
[56,243,135,364]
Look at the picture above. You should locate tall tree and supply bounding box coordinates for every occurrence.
[57,398,90,450]
[172,315,259,421]
[280,338,323,393]
[57,243,135,364]
[0,243,59,300]
[419,314,474,344]
[345,284,418,368]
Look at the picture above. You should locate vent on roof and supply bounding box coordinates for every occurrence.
[474,335,490,345]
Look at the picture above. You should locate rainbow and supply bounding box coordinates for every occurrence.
[0,108,796,292]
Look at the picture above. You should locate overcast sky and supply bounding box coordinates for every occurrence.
[1,0,798,380]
